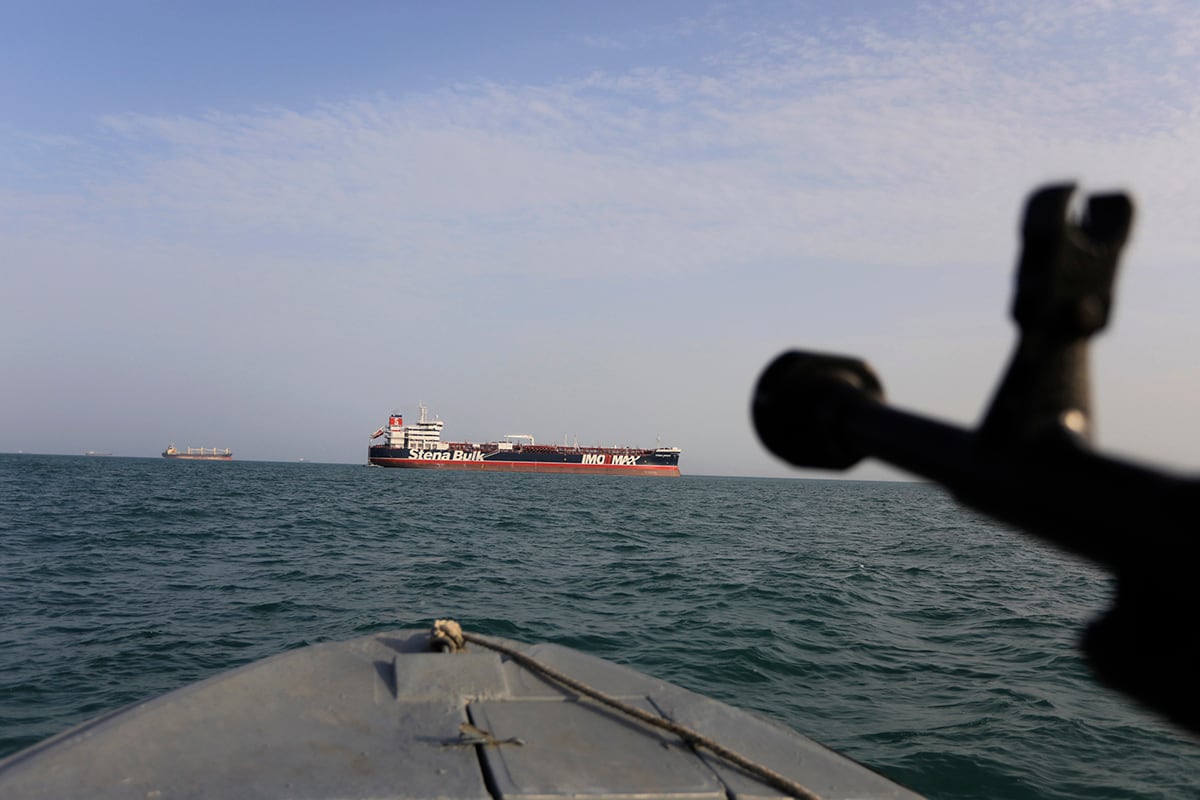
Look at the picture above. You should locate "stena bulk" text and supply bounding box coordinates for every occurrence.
[407,450,485,461]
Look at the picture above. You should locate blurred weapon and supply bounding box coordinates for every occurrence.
[752,184,1199,734]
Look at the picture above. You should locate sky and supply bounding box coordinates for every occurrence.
[2,1,1199,478]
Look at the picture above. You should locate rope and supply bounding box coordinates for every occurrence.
[429,619,824,800]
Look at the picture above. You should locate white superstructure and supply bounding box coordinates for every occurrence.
[384,404,448,451]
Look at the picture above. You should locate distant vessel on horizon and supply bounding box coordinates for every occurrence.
[162,445,232,461]
[83,451,112,457]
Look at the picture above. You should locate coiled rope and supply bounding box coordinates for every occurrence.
[430,619,824,800]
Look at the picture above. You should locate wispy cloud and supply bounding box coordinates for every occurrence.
[5,2,1189,284]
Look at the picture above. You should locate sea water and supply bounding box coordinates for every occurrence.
[0,454,1194,798]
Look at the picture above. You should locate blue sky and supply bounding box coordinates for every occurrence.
[3,1,1199,478]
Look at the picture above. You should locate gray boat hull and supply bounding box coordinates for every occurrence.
[0,629,922,799]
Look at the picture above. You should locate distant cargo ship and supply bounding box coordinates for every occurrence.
[162,445,232,461]
[367,406,680,476]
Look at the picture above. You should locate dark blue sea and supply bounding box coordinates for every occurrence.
[0,454,1193,798]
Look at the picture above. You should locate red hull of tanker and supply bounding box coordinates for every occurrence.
[368,456,680,476]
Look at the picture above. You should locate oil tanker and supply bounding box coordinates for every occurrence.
[162,445,233,461]
[367,406,680,476]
